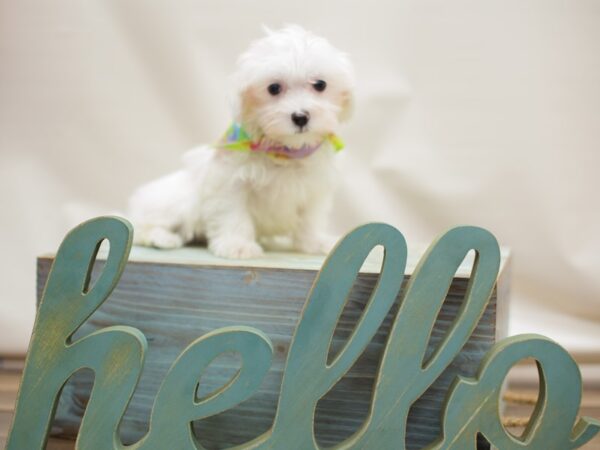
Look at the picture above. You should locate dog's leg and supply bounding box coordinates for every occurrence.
[293,197,337,255]
[207,220,264,259]
[205,192,263,259]
[293,227,337,255]
[133,225,184,249]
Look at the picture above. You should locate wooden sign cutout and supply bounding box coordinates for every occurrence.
[6,217,600,449]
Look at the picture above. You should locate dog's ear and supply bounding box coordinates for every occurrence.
[236,86,259,123]
[230,88,243,122]
[338,90,354,122]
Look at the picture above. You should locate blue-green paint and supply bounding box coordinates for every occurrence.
[429,335,599,449]
[6,217,146,450]
[6,217,599,449]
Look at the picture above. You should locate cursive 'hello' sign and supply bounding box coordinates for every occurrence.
[6,217,600,449]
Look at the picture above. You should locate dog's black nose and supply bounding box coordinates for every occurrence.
[291,111,309,128]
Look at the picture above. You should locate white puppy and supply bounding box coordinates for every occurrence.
[128,25,354,258]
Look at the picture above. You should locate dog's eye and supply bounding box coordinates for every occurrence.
[312,80,327,92]
[267,83,282,96]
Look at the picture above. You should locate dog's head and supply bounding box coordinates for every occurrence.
[231,25,354,149]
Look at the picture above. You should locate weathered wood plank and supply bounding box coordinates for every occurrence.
[0,411,12,439]
[0,373,19,393]
[0,390,17,413]
[35,244,510,449]
[0,358,25,372]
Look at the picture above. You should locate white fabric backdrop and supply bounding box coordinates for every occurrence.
[1,0,599,355]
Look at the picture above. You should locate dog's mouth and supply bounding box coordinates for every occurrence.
[272,130,327,150]
[292,120,310,133]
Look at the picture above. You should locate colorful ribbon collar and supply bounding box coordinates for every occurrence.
[215,123,344,160]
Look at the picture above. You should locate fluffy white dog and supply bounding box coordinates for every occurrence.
[128,25,354,258]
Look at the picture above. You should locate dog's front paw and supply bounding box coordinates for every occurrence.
[294,234,338,255]
[209,236,264,259]
[135,227,184,249]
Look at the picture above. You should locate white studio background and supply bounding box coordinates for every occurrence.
[1,1,599,356]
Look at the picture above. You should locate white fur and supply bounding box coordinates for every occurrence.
[128,25,354,258]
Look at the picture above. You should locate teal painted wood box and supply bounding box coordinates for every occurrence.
[36,245,511,449]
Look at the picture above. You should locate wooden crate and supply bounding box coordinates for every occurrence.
[36,245,510,449]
